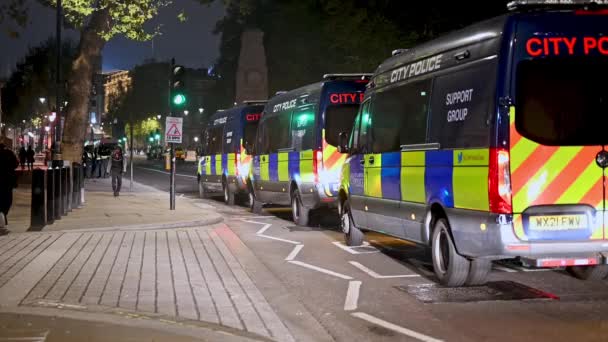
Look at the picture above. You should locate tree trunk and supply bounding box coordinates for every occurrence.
[60,9,110,163]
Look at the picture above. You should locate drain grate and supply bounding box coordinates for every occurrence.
[397,281,559,303]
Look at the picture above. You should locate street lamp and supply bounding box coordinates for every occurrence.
[157,114,162,120]
[184,110,189,116]
[39,97,46,104]
[44,126,50,132]
[194,136,199,142]
[198,108,204,114]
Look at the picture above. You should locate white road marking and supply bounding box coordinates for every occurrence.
[344,281,362,311]
[285,244,304,261]
[492,265,518,273]
[288,261,353,280]
[332,241,379,254]
[137,167,197,178]
[352,312,444,342]
[245,220,302,245]
[349,261,420,279]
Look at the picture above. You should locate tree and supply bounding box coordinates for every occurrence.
[2,0,214,163]
[1,38,77,125]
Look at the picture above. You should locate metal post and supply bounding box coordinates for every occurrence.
[54,0,62,159]
[130,122,134,191]
[170,143,175,210]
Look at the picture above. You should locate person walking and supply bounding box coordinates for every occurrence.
[0,143,19,233]
[110,145,125,197]
[18,146,26,170]
[26,145,35,170]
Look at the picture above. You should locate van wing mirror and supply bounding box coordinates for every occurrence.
[337,132,350,154]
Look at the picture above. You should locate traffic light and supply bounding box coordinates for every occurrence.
[170,64,187,110]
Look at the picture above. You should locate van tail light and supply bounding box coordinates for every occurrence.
[235,153,241,176]
[313,150,323,183]
[489,147,513,214]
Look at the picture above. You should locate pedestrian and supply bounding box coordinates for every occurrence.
[110,145,125,197]
[18,146,26,170]
[100,145,110,178]
[26,145,35,170]
[0,143,19,233]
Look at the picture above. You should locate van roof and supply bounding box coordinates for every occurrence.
[207,103,265,123]
[373,15,509,77]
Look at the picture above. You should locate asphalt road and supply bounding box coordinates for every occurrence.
[131,157,200,197]
[132,158,608,342]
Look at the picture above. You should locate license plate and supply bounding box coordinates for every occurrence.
[528,214,588,231]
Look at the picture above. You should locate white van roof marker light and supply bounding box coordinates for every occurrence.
[322,73,373,81]
[392,49,408,57]
[507,0,608,11]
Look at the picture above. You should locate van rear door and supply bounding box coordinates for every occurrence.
[510,12,608,242]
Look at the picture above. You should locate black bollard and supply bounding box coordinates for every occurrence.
[46,168,55,224]
[61,167,68,216]
[66,166,72,212]
[54,166,62,220]
[80,163,85,205]
[30,169,47,230]
[72,163,80,208]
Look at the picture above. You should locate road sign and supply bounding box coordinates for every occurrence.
[165,116,183,144]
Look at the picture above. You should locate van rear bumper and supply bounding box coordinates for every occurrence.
[446,208,608,260]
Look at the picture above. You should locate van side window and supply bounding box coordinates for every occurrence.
[262,113,292,153]
[358,101,372,153]
[349,106,363,151]
[291,106,315,151]
[370,80,431,153]
[429,61,496,148]
[208,125,224,154]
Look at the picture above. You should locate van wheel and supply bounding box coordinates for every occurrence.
[567,265,608,281]
[342,200,363,246]
[465,259,492,286]
[199,180,211,199]
[223,181,235,205]
[431,219,470,287]
[249,191,263,214]
[291,189,310,226]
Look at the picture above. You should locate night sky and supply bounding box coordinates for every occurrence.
[0,0,225,78]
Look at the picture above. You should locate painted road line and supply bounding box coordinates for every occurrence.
[344,281,362,311]
[332,241,379,255]
[351,312,444,342]
[288,261,353,280]
[137,167,197,179]
[244,220,302,245]
[285,244,304,261]
[349,261,420,279]
[492,265,518,273]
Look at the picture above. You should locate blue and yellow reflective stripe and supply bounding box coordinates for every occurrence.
[365,154,383,198]
[227,153,236,176]
[205,155,212,175]
[299,150,314,183]
[278,152,289,182]
[260,155,270,181]
[401,151,426,203]
[215,155,222,175]
[452,149,489,211]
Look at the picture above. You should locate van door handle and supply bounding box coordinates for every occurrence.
[368,156,375,164]
[262,156,266,162]
[360,159,365,165]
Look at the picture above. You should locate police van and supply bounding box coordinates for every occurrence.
[338,0,608,287]
[198,101,265,204]
[249,74,371,225]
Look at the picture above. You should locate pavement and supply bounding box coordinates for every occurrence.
[7,177,222,233]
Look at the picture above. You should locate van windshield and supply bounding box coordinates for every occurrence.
[243,122,258,151]
[325,105,359,147]
[516,57,608,146]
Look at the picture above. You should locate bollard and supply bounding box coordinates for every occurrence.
[72,163,80,208]
[80,164,85,204]
[61,167,68,216]
[54,166,62,220]
[66,166,72,212]
[30,169,47,230]
[46,168,55,224]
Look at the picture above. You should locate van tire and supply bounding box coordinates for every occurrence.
[465,259,491,286]
[431,219,470,287]
[250,191,263,214]
[291,189,310,226]
[223,181,235,206]
[342,200,364,246]
[566,265,608,281]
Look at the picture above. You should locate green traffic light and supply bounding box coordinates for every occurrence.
[149,137,154,142]
[172,93,186,106]
[155,134,161,140]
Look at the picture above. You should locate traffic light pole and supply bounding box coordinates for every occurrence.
[170,142,175,210]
